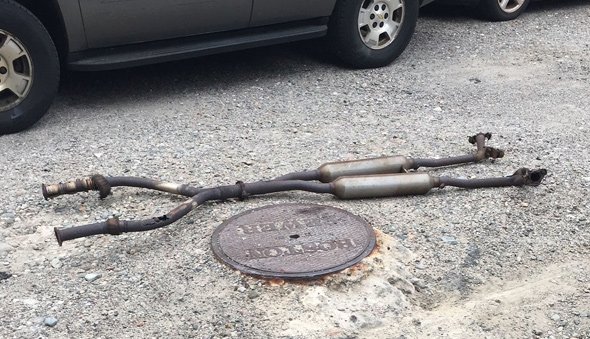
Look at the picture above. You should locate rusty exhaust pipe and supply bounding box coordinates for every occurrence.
[43,133,502,200]
[43,133,546,245]
[275,132,504,182]
[50,168,546,245]
[331,168,547,199]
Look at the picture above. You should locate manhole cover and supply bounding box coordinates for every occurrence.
[211,204,376,279]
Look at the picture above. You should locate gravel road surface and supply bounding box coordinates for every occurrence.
[1,1,589,338]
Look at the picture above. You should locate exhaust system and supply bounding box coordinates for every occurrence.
[43,133,546,245]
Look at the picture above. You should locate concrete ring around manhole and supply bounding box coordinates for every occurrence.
[211,203,376,279]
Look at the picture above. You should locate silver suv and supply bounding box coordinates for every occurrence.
[0,0,423,134]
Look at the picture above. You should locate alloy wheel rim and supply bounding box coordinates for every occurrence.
[0,29,33,112]
[358,0,405,50]
[497,0,525,13]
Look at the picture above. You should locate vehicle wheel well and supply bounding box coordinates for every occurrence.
[13,0,68,62]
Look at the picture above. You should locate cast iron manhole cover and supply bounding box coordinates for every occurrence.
[211,204,376,279]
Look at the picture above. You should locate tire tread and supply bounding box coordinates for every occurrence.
[0,0,60,134]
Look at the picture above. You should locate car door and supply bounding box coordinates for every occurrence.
[79,0,253,48]
[250,0,337,27]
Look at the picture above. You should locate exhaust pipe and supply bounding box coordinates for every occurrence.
[332,168,547,199]
[43,133,546,245]
[275,132,504,182]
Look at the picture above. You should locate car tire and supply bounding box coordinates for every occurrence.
[328,0,419,69]
[477,0,530,21]
[0,0,60,134]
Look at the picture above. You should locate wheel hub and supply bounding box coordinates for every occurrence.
[358,0,405,50]
[0,29,33,112]
[0,59,7,84]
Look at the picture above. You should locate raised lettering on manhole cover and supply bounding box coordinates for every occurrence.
[211,204,376,279]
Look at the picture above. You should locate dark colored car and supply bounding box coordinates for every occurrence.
[0,0,423,134]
